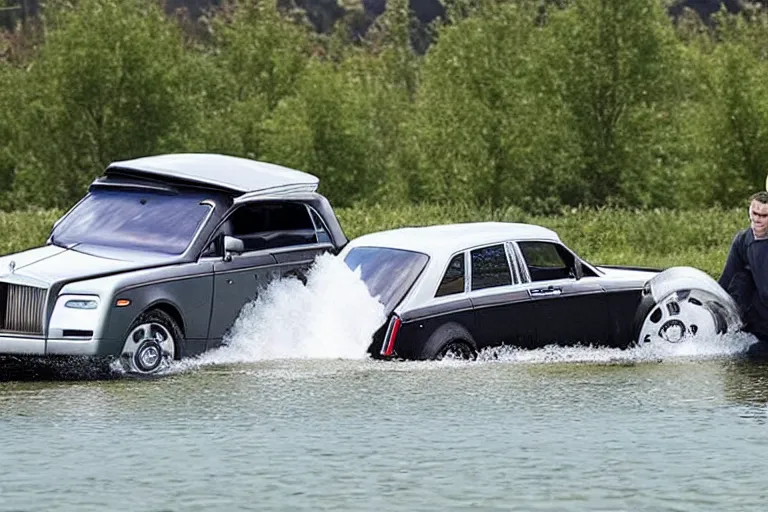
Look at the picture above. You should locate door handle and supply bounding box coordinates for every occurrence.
[529,286,562,297]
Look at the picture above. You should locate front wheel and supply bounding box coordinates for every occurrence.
[119,309,181,375]
[636,289,727,346]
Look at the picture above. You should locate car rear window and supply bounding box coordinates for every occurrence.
[344,247,429,313]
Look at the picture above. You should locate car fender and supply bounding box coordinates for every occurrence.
[631,266,742,342]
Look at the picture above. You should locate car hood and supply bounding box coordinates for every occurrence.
[0,245,170,288]
[596,265,659,281]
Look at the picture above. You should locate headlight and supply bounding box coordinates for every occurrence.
[64,299,98,310]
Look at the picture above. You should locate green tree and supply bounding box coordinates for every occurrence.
[0,62,19,207]
[184,0,314,158]
[260,0,418,206]
[12,0,194,208]
[680,12,768,206]
[543,0,685,207]
[408,0,579,211]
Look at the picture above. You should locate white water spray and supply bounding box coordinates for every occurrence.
[472,331,756,365]
[189,253,386,367]
[169,252,756,373]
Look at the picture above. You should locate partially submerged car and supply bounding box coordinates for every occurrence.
[0,154,347,374]
[341,222,741,360]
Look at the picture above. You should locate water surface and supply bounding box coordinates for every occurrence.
[2,355,768,511]
[2,255,765,511]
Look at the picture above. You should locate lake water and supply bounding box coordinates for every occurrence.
[2,256,768,511]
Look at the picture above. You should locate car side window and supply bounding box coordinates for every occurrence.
[436,253,465,297]
[205,202,318,256]
[471,244,512,291]
[519,241,573,282]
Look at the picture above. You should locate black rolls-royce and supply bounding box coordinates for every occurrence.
[340,222,742,360]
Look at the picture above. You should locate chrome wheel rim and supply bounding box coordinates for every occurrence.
[120,322,175,374]
[638,290,723,346]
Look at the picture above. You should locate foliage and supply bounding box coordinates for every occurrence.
[7,0,196,209]
[678,11,768,205]
[407,0,572,210]
[540,0,686,208]
[183,0,315,158]
[260,0,416,206]
[0,0,768,213]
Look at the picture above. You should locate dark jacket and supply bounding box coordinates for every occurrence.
[719,228,768,338]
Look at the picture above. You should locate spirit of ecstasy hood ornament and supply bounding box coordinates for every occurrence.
[8,260,15,273]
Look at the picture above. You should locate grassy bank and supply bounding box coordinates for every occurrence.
[0,206,745,278]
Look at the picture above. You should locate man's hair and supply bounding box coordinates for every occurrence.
[750,191,768,204]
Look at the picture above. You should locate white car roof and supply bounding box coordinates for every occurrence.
[345,222,561,258]
[344,222,563,315]
[106,153,319,194]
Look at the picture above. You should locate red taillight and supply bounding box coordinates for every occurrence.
[380,315,402,357]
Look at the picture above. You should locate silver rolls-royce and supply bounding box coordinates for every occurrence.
[0,154,348,374]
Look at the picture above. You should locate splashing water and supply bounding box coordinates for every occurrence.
[472,331,757,366]
[187,253,386,367]
[165,252,757,374]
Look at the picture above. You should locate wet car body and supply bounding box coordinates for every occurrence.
[341,223,741,360]
[0,154,347,373]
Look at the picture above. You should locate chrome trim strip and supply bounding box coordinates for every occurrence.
[260,243,333,256]
[185,200,216,257]
[510,242,532,283]
[46,338,101,356]
[0,335,46,355]
[233,184,319,203]
[465,251,472,293]
[401,306,475,324]
[504,242,522,285]
[117,272,212,293]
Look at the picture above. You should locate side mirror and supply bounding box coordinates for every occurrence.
[223,235,245,262]
[573,259,584,281]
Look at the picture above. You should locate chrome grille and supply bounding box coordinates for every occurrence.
[0,284,46,335]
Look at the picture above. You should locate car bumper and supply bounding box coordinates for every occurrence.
[0,335,108,356]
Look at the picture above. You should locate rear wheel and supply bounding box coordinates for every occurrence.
[436,340,477,361]
[422,323,478,361]
[119,309,181,375]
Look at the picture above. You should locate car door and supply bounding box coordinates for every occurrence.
[206,200,332,346]
[209,250,277,345]
[515,240,611,347]
[468,243,539,350]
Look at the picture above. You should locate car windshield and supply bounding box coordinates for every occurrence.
[51,189,212,255]
[344,247,429,313]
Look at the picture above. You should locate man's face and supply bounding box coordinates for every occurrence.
[750,200,768,238]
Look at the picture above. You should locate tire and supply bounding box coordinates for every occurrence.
[421,323,478,361]
[119,309,182,375]
[436,340,477,361]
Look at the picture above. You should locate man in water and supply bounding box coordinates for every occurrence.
[719,191,768,347]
